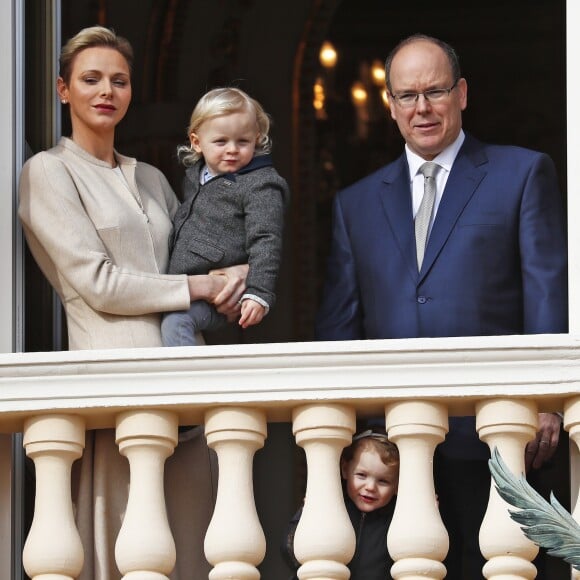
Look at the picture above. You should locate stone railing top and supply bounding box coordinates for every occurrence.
[0,334,579,431]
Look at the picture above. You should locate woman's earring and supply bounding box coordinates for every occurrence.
[61,99,68,104]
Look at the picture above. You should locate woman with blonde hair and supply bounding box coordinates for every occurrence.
[19,25,247,579]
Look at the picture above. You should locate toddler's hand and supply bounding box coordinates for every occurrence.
[239,299,266,329]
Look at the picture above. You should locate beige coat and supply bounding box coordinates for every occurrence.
[18,137,215,580]
[18,137,191,350]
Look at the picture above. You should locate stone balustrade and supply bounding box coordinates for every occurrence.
[1,334,579,579]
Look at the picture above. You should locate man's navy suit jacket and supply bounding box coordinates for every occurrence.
[315,134,568,457]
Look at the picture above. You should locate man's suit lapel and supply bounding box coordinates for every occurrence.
[419,135,488,279]
[378,155,419,280]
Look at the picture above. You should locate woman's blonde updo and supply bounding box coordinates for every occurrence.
[59,25,133,84]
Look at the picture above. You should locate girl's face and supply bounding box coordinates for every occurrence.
[341,448,399,513]
[57,46,131,140]
[190,110,259,175]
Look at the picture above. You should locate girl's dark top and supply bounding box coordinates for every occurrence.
[282,492,395,580]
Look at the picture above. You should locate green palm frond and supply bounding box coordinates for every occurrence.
[488,447,580,571]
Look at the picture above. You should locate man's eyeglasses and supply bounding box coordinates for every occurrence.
[390,79,459,109]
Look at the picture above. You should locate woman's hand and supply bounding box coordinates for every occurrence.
[209,264,249,318]
[187,274,226,303]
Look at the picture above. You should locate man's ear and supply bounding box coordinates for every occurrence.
[457,77,468,111]
[388,93,398,122]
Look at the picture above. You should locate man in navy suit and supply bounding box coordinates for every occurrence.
[315,34,568,578]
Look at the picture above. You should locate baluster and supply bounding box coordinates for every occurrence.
[115,410,178,580]
[477,398,538,579]
[564,396,580,580]
[204,407,267,580]
[385,400,448,580]
[23,414,85,580]
[292,403,356,580]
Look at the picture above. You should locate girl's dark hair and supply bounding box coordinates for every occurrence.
[341,429,399,466]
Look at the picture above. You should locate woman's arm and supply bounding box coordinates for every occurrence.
[19,152,191,316]
[186,273,226,303]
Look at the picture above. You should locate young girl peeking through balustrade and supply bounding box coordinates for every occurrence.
[283,429,400,580]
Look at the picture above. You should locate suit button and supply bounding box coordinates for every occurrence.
[417,296,427,304]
